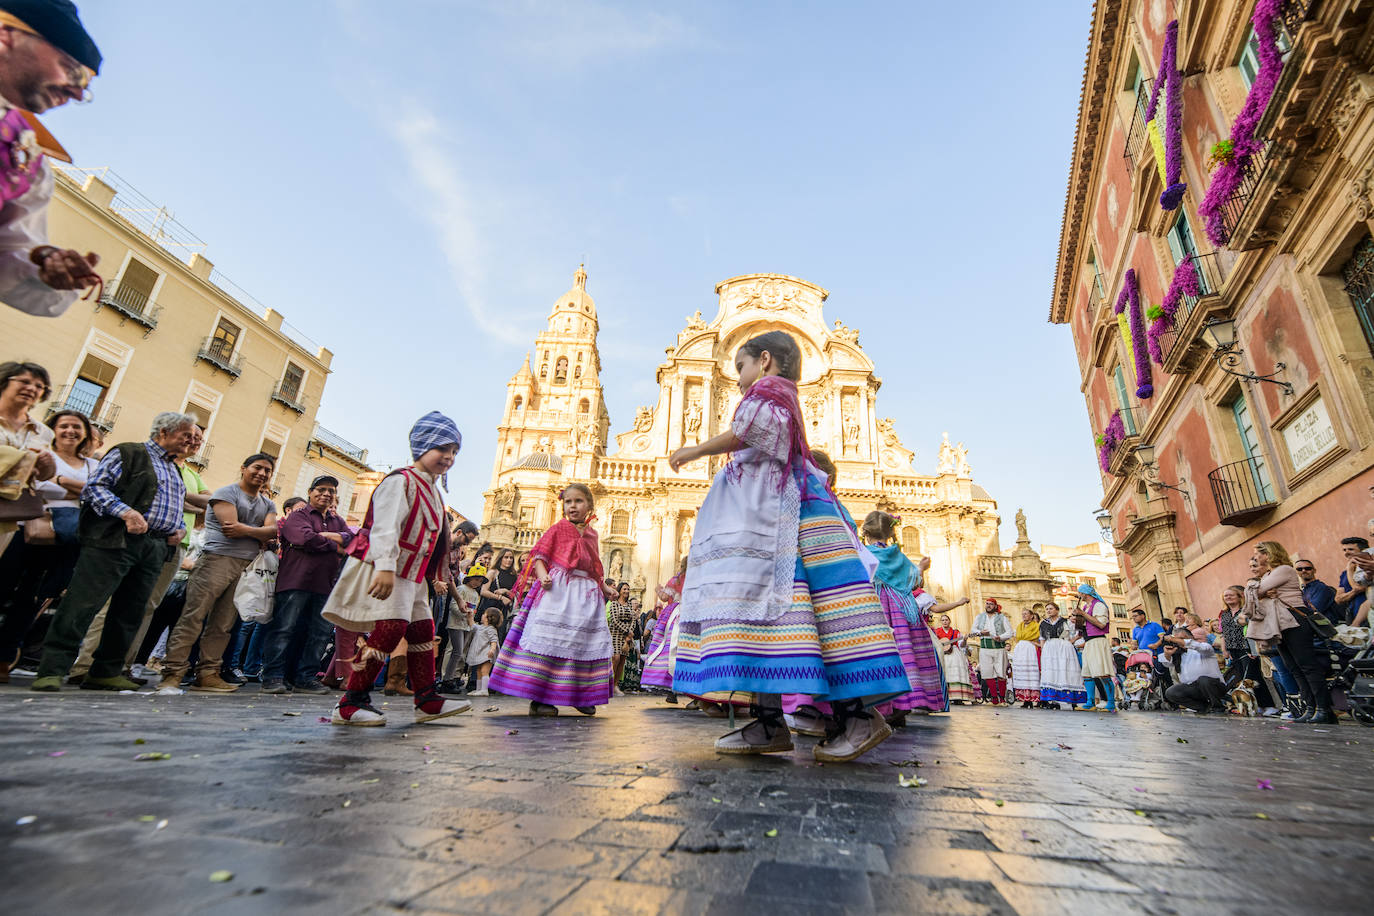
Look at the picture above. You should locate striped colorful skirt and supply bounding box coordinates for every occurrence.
[640,601,681,691]
[488,570,612,707]
[672,472,911,704]
[875,585,948,714]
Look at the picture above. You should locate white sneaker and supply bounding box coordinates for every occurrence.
[468,688,489,697]
[331,701,386,727]
[10,666,37,678]
[813,710,893,763]
[1261,707,1281,717]
[1281,711,1295,720]
[415,697,471,724]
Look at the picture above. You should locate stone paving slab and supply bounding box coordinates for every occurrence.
[1,685,1372,914]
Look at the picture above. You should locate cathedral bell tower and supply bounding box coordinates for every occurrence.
[483,267,611,548]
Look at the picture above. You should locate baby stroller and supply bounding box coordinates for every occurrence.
[1121,650,1163,711]
[1333,639,1374,727]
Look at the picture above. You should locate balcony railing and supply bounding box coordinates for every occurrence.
[1215,140,1273,248]
[976,555,1015,578]
[185,443,213,471]
[1123,78,1155,169]
[97,281,161,330]
[270,384,307,415]
[1159,252,1227,373]
[594,457,656,485]
[195,338,243,378]
[46,385,120,433]
[1208,457,1279,527]
[312,426,368,463]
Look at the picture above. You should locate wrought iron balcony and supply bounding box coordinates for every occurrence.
[1159,252,1227,374]
[195,337,243,378]
[311,426,368,463]
[270,384,307,415]
[185,443,213,470]
[1215,140,1273,249]
[1208,456,1279,527]
[46,385,120,433]
[1278,0,1316,44]
[96,280,162,330]
[1123,78,1155,170]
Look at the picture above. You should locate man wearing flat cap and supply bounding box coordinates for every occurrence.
[259,475,354,694]
[0,0,102,317]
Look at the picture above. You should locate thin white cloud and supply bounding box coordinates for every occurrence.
[389,107,531,345]
[495,0,709,68]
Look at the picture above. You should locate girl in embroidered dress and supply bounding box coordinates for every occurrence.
[668,331,910,762]
[489,482,619,716]
[323,412,471,727]
[1037,602,1086,708]
[640,557,687,699]
[861,511,960,726]
[934,614,979,704]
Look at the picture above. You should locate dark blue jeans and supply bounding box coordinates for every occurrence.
[261,590,332,684]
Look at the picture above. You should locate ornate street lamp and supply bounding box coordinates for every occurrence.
[1133,443,1190,496]
[1200,318,1295,396]
[1094,507,1114,543]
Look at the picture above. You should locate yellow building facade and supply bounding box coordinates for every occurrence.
[0,167,336,498]
[480,269,1009,632]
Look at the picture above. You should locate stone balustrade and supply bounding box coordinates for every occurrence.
[880,475,939,503]
[594,457,657,485]
[976,555,1015,577]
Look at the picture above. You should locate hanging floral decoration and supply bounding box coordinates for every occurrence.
[1197,0,1285,245]
[1206,139,1235,171]
[1144,20,1187,210]
[1146,257,1200,364]
[1114,268,1153,398]
[1097,410,1127,474]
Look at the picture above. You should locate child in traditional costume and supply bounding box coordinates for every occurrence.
[323,412,471,726]
[465,607,500,696]
[668,331,910,762]
[860,511,957,725]
[640,558,686,698]
[488,482,618,716]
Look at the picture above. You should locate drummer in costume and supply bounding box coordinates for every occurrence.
[0,0,103,316]
[970,599,1013,705]
[322,412,472,727]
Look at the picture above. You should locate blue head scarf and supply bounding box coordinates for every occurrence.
[409,411,461,488]
[1077,582,1105,606]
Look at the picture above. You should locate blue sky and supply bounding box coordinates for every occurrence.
[53,0,1102,550]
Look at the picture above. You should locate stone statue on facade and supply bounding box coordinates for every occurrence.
[684,398,703,444]
[938,432,956,474]
[954,441,971,477]
[678,518,694,560]
[841,395,860,456]
[633,406,653,432]
[575,416,597,452]
[493,481,518,519]
[1015,507,1029,542]
[608,549,624,581]
[804,391,826,430]
[684,310,707,330]
[876,417,899,448]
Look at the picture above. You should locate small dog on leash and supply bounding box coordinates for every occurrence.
[1229,679,1259,717]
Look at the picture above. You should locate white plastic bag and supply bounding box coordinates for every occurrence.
[235,550,278,624]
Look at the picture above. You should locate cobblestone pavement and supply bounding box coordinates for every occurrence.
[2,685,1371,915]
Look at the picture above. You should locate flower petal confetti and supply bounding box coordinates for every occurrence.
[1257,779,1273,791]
[209,870,234,883]
[133,752,171,761]
[764,828,778,838]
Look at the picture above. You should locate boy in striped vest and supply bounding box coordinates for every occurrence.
[322,412,471,726]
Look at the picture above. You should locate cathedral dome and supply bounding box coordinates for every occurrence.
[513,451,564,472]
[551,264,596,322]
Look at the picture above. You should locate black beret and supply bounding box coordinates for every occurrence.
[0,0,101,73]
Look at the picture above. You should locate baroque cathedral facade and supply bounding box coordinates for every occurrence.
[479,268,1005,625]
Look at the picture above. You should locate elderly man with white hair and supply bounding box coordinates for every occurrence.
[30,410,196,691]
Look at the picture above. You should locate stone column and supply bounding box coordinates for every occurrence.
[659,509,680,585]
[860,387,873,459]
[645,511,664,595]
[668,376,686,452]
[830,385,843,456]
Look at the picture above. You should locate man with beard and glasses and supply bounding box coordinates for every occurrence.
[0,1,103,316]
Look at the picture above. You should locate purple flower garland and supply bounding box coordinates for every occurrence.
[1145,21,1187,210]
[1146,257,1200,363]
[1197,0,1284,245]
[1114,268,1153,398]
[1096,410,1127,473]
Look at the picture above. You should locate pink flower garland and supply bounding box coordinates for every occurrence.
[1114,268,1153,398]
[1145,21,1187,210]
[1097,410,1127,473]
[1146,257,1200,364]
[1198,0,1285,245]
